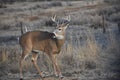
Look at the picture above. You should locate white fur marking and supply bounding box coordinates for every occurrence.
[32,49,40,53]
[53,32,64,39]
[31,54,38,61]
[24,54,29,60]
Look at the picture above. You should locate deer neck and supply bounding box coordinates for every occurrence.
[54,39,64,53]
[53,35,65,51]
[56,38,65,47]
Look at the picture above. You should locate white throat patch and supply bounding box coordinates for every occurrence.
[53,32,64,39]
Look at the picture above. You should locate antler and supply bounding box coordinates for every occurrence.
[62,15,71,25]
[51,15,71,25]
[64,15,71,22]
[51,15,56,22]
[51,15,59,25]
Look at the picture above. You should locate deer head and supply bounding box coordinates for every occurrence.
[51,15,71,39]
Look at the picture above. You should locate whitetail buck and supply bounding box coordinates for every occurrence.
[19,15,71,80]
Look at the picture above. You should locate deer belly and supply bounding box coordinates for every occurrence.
[32,42,46,52]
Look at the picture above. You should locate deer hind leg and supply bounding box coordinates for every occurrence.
[19,50,30,80]
[48,54,64,79]
[31,52,45,79]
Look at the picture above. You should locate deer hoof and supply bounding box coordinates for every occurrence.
[59,75,64,79]
[42,75,45,78]
[41,73,46,78]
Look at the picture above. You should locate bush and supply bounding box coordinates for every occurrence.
[109,12,120,22]
[49,1,62,7]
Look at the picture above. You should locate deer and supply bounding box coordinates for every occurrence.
[19,15,71,80]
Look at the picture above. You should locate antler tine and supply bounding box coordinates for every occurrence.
[66,15,71,22]
[68,15,71,21]
[51,15,56,22]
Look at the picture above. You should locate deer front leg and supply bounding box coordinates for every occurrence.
[31,52,45,79]
[48,54,64,79]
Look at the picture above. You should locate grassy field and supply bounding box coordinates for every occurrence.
[0,0,120,80]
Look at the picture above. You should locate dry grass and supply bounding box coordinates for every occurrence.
[64,3,106,12]
[60,29,99,71]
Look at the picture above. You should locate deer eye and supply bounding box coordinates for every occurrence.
[58,29,62,31]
